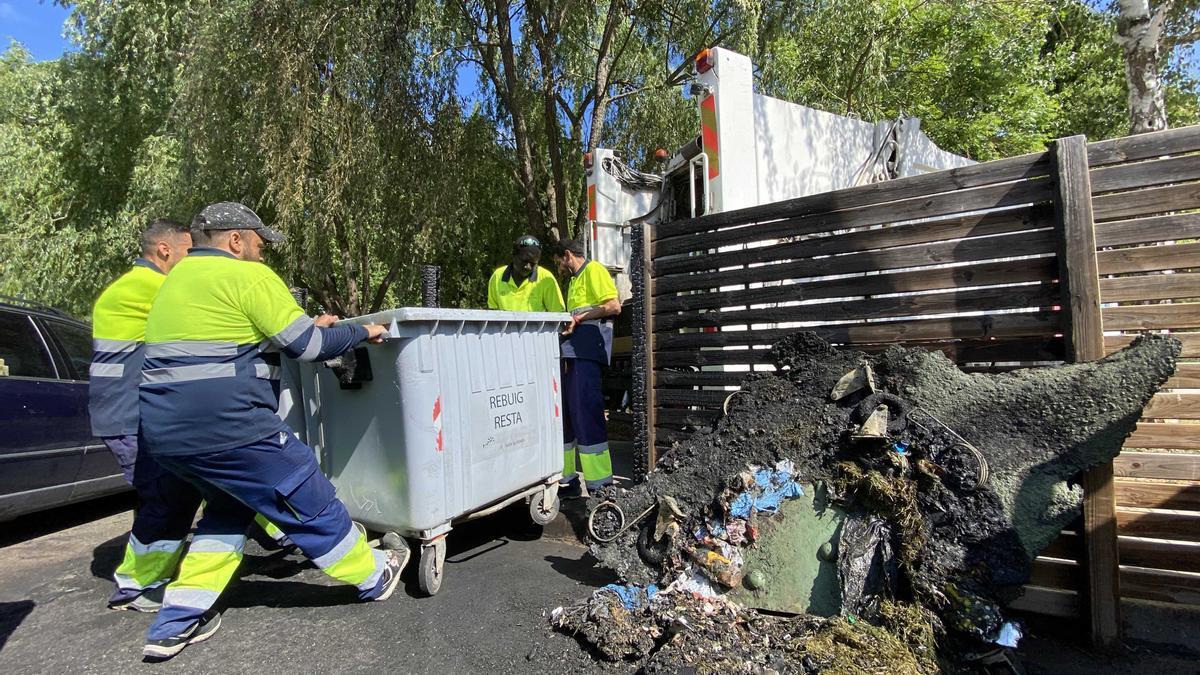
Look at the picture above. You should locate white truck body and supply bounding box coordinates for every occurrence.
[586,47,973,284]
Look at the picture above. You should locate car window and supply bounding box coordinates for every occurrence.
[44,319,93,381]
[0,310,57,379]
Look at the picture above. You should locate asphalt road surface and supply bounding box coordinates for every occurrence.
[0,494,616,673]
[2,495,1197,674]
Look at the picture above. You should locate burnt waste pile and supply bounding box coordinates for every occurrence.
[551,332,1180,673]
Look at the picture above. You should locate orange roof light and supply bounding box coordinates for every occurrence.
[583,152,593,168]
[695,48,714,74]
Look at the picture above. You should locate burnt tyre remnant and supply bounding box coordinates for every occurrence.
[551,332,1179,672]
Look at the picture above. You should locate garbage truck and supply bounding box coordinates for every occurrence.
[588,46,974,404]
[585,46,973,298]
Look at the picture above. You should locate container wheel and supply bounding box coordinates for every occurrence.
[529,489,560,526]
[418,539,445,596]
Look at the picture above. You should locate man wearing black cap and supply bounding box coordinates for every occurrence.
[487,234,565,312]
[136,202,405,659]
[553,238,620,497]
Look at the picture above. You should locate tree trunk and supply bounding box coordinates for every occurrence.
[1116,0,1172,134]
[572,0,624,237]
[530,1,568,241]
[491,0,547,236]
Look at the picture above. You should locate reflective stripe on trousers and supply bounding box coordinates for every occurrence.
[146,434,388,641]
[562,358,612,489]
[113,533,186,592]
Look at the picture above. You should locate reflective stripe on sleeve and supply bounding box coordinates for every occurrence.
[272,315,314,348]
[298,329,324,361]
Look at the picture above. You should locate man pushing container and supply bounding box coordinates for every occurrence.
[136,202,405,659]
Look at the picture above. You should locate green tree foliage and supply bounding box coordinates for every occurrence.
[1,0,1198,316]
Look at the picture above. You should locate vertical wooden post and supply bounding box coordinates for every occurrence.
[630,221,658,481]
[1052,134,1121,650]
[642,222,658,468]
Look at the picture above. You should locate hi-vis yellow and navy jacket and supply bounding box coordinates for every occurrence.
[562,260,618,364]
[89,258,166,437]
[139,248,369,455]
[487,264,565,312]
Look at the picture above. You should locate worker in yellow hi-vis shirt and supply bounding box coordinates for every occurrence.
[137,202,405,660]
[552,238,620,498]
[93,220,294,616]
[487,235,565,312]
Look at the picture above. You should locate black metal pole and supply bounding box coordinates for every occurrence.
[420,265,441,308]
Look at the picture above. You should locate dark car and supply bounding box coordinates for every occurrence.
[0,298,127,521]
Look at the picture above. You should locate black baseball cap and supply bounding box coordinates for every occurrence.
[192,202,286,243]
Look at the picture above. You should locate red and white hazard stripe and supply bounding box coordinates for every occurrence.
[433,395,444,452]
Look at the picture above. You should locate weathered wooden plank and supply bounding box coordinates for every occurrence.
[1102,303,1200,331]
[1116,537,1200,573]
[1114,479,1200,510]
[1115,451,1200,480]
[1099,273,1200,303]
[1096,242,1200,275]
[656,371,755,388]
[1030,557,1080,589]
[655,151,1051,241]
[1125,422,1200,451]
[655,283,1060,332]
[1120,567,1200,605]
[653,257,1057,315]
[652,336,1067,369]
[1142,392,1200,419]
[1030,558,1200,605]
[655,388,733,408]
[654,207,1051,276]
[654,229,1056,296]
[1040,531,1082,560]
[1008,586,1080,617]
[654,312,1061,351]
[1105,333,1200,358]
[1166,363,1200,389]
[656,408,722,428]
[653,179,1052,257]
[1093,213,1200,248]
[1090,154,1200,194]
[1055,135,1119,649]
[1092,182,1200,222]
[654,349,774,368]
[1117,509,1200,542]
[1087,125,1200,167]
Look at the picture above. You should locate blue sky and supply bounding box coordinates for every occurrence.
[3,0,1195,80]
[1,1,72,60]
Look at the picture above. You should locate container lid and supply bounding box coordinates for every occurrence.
[339,307,572,338]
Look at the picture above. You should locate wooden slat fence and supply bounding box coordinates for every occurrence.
[630,125,1200,648]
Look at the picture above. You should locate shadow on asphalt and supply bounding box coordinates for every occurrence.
[218,578,361,610]
[89,533,126,581]
[0,493,134,549]
[544,553,616,587]
[0,600,35,652]
[81,495,603,610]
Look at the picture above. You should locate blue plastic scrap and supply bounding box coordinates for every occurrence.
[994,621,1022,648]
[729,462,804,518]
[600,583,659,610]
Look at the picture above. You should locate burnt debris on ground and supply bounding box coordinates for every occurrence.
[552,333,1179,672]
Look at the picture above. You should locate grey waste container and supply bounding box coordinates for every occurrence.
[296,308,570,595]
